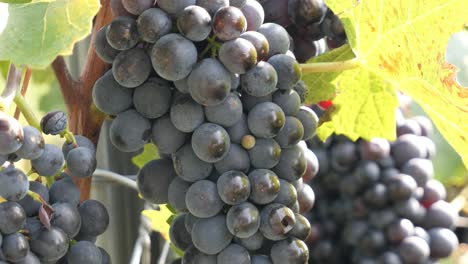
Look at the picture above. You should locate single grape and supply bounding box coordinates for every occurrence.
[205,92,243,127]
[272,89,301,116]
[257,23,290,56]
[112,48,152,88]
[0,201,26,235]
[241,0,264,31]
[78,199,109,237]
[259,203,296,241]
[182,245,217,264]
[428,228,458,258]
[401,158,433,187]
[424,200,457,229]
[66,240,102,264]
[212,6,247,41]
[191,123,230,163]
[397,236,429,264]
[214,144,250,174]
[106,16,139,50]
[420,179,446,208]
[151,115,189,155]
[241,61,278,97]
[363,183,388,208]
[387,174,418,202]
[393,198,426,225]
[172,144,213,182]
[217,170,251,205]
[12,126,43,160]
[109,109,151,152]
[49,176,80,206]
[133,77,173,119]
[168,177,191,212]
[137,159,176,204]
[226,114,250,144]
[273,144,306,181]
[1,233,29,263]
[239,31,270,61]
[0,112,23,155]
[191,215,233,254]
[274,116,304,148]
[170,94,205,133]
[247,102,285,138]
[94,25,119,63]
[248,169,280,205]
[251,255,272,264]
[391,134,427,168]
[16,250,40,264]
[66,147,97,178]
[0,165,29,201]
[30,227,69,263]
[137,8,172,43]
[353,160,381,187]
[386,218,414,244]
[110,0,134,17]
[248,138,281,169]
[359,138,391,161]
[50,202,82,238]
[358,229,386,255]
[122,0,154,15]
[157,0,196,15]
[290,213,311,240]
[170,214,193,251]
[272,179,297,208]
[177,5,212,42]
[219,38,257,74]
[92,70,133,115]
[288,0,327,25]
[297,183,315,213]
[267,54,301,90]
[17,181,49,217]
[40,111,67,135]
[235,231,264,251]
[302,148,319,183]
[270,237,309,264]
[196,0,229,16]
[186,180,223,218]
[188,58,231,106]
[99,247,111,264]
[217,244,251,264]
[151,33,198,81]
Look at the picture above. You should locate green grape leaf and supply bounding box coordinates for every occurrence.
[317,68,399,141]
[132,144,160,169]
[0,0,32,3]
[303,44,356,103]
[304,0,468,166]
[0,0,100,68]
[141,204,174,241]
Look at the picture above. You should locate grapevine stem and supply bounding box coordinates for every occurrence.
[14,67,32,119]
[13,92,41,131]
[60,128,77,145]
[300,58,361,73]
[1,64,22,111]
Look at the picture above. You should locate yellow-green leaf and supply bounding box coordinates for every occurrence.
[132,144,160,169]
[317,68,399,141]
[0,0,100,68]
[313,0,468,166]
[303,44,356,103]
[141,204,174,241]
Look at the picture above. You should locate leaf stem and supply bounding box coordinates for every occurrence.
[1,64,23,111]
[13,92,41,130]
[300,58,361,73]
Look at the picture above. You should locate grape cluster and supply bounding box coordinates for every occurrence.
[0,112,110,263]
[258,0,347,62]
[95,1,322,263]
[304,109,459,264]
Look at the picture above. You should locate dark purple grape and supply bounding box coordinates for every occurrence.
[217,170,251,205]
[212,6,247,41]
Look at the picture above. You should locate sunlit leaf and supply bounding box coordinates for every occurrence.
[0,0,100,68]
[304,0,468,166]
[132,144,159,169]
[141,204,174,241]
